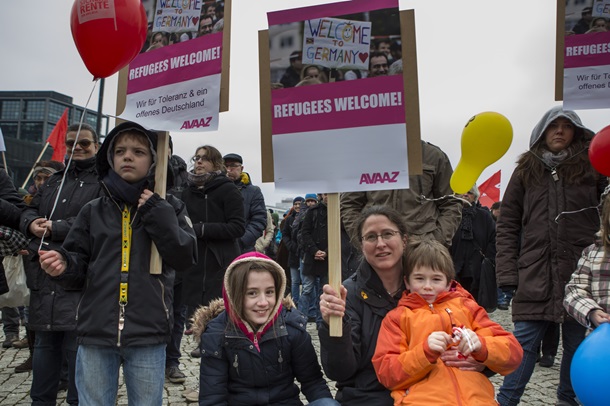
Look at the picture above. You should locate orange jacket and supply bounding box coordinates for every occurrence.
[372,283,522,405]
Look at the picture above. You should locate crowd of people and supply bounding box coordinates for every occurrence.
[0,104,609,405]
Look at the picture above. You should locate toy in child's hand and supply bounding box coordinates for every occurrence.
[450,325,468,359]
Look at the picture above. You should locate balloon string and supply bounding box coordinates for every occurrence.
[420,194,472,207]
[554,206,601,223]
[38,79,99,252]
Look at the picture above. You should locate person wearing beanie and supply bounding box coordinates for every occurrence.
[305,193,318,203]
[38,121,197,405]
[192,252,338,406]
[223,153,268,254]
[20,122,103,406]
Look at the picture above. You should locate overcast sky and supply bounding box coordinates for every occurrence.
[1,0,608,207]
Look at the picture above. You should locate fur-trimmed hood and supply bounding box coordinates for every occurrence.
[191,296,296,342]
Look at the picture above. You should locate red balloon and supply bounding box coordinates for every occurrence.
[70,0,148,79]
[589,124,610,177]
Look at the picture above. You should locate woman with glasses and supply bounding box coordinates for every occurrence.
[317,205,485,405]
[495,106,607,406]
[179,145,245,399]
[21,122,102,405]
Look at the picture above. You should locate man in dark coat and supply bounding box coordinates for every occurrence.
[20,123,103,405]
[223,153,267,253]
[450,185,496,310]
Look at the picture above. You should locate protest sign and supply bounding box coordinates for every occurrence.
[557,0,610,109]
[117,0,231,130]
[153,0,202,33]
[263,0,414,193]
[302,17,371,70]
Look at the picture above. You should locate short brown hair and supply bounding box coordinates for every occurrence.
[405,239,455,282]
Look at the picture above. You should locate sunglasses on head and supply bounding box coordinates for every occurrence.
[65,139,94,148]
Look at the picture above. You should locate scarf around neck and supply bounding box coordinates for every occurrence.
[460,204,476,240]
[540,149,569,168]
[187,169,222,188]
[103,169,149,206]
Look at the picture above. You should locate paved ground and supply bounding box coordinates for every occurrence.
[0,306,562,405]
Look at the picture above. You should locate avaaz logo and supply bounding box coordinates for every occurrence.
[359,171,399,184]
[180,117,212,130]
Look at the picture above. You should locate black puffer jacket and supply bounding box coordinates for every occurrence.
[318,261,403,406]
[181,175,245,307]
[21,157,102,331]
[54,121,197,346]
[0,170,25,294]
[196,299,332,405]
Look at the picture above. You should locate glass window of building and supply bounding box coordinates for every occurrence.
[21,122,44,142]
[0,101,21,120]
[0,123,18,139]
[85,112,98,129]
[49,102,68,123]
[24,100,46,120]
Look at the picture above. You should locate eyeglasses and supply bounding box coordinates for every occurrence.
[361,230,401,244]
[225,163,241,168]
[65,139,94,149]
[191,155,211,162]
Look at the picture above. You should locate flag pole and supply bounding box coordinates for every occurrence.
[1,151,7,173]
[21,142,51,189]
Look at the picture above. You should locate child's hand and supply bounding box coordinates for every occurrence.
[39,250,67,276]
[138,189,154,208]
[427,331,452,354]
[590,309,610,327]
[456,328,481,357]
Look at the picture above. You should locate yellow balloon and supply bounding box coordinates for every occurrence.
[450,112,513,194]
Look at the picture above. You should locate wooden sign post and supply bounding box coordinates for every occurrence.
[327,193,342,337]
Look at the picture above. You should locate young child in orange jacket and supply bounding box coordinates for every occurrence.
[372,240,523,405]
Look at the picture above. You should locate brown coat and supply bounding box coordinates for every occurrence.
[496,167,606,323]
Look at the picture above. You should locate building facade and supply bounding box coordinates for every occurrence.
[0,90,109,188]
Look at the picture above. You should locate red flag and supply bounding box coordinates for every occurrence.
[46,108,68,162]
[478,170,501,209]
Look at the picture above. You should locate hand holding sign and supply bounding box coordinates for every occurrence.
[589,124,610,176]
[450,112,513,194]
[70,0,148,79]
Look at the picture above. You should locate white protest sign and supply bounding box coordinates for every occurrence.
[302,17,371,70]
[153,0,202,33]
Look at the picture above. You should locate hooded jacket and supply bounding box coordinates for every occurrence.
[193,252,332,405]
[21,152,103,331]
[54,121,197,346]
[496,106,606,323]
[372,283,522,405]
